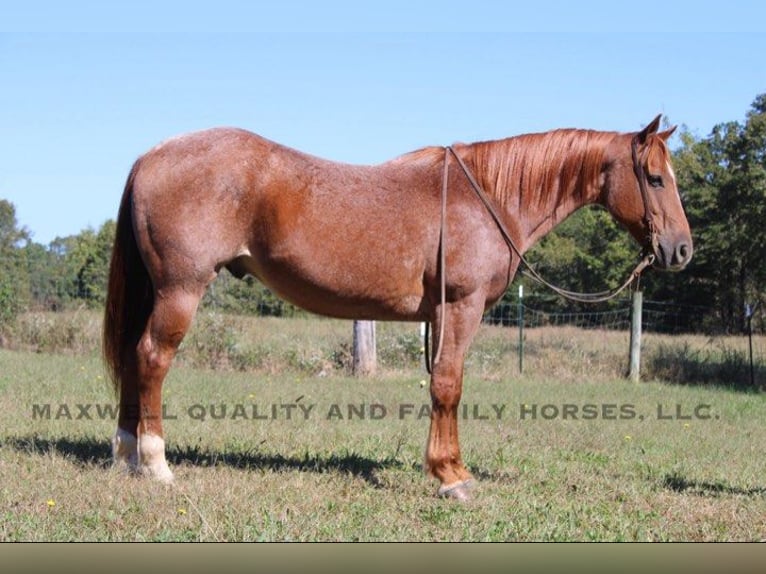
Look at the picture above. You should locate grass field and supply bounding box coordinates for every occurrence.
[1,312,764,541]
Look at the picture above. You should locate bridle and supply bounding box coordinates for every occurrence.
[631,133,661,260]
[425,137,657,372]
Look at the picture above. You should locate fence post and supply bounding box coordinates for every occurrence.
[353,320,376,376]
[628,290,643,382]
[746,303,755,387]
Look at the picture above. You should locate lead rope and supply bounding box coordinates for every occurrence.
[425,143,655,374]
[424,148,450,375]
[446,146,655,304]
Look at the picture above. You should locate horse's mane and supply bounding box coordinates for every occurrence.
[466,129,619,213]
[390,129,619,214]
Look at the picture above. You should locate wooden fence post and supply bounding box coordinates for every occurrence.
[628,290,643,382]
[353,320,376,376]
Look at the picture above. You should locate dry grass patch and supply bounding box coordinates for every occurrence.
[1,316,764,541]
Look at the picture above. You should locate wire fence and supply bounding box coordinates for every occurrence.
[486,304,631,331]
[483,299,733,335]
[203,275,766,385]
[481,297,766,386]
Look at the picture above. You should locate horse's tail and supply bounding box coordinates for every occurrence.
[103,159,154,395]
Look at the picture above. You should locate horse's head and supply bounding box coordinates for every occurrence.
[602,114,693,271]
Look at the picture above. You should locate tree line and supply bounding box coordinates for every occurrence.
[1,95,764,334]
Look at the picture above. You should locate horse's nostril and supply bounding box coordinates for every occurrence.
[675,242,691,266]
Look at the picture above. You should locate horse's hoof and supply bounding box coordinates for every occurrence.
[437,480,473,502]
[139,464,175,484]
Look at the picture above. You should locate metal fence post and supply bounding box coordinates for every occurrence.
[628,290,643,382]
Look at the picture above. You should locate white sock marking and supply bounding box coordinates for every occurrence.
[112,428,138,469]
[138,433,174,483]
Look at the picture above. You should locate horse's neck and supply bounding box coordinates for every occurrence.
[517,173,601,252]
[463,132,615,253]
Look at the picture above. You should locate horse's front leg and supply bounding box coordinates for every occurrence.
[425,294,485,501]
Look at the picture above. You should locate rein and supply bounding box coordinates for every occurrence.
[425,140,656,373]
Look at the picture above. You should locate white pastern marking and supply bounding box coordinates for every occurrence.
[112,428,138,469]
[138,433,174,483]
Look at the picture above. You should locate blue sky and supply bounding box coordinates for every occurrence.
[2,2,764,244]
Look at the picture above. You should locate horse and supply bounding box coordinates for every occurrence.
[103,114,692,500]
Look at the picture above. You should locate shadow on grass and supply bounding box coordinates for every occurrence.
[3,434,112,468]
[166,442,413,489]
[2,434,413,489]
[645,342,766,392]
[662,472,766,497]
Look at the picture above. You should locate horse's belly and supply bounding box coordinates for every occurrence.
[227,253,427,321]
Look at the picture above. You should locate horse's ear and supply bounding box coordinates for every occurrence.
[658,125,677,141]
[636,114,663,144]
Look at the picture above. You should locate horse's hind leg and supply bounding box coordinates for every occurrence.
[117,285,204,482]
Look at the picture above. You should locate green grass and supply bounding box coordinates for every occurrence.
[1,313,765,541]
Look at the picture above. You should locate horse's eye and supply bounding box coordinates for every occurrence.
[647,175,664,188]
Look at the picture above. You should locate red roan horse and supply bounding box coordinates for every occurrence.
[104,115,692,500]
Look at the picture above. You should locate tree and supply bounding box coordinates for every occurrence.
[75,220,116,306]
[22,241,61,310]
[0,200,30,327]
[486,204,637,323]
[525,205,636,305]
[648,94,766,332]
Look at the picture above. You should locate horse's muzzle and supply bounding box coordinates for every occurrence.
[654,235,693,271]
